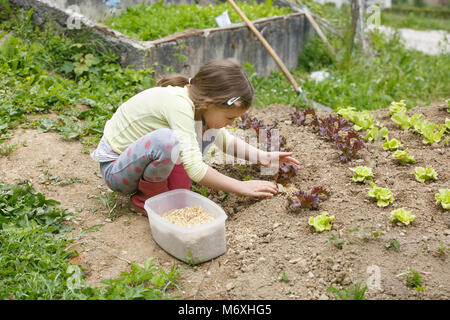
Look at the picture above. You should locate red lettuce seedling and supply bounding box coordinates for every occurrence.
[290,111,367,163]
[290,108,318,126]
[317,115,353,140]
[277,163,299,184]
[335,130,367,163]
[288,186,330,210]
[236,113,289,153]
[311,186,329,198]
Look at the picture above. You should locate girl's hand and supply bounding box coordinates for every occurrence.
[259,151,300,170]
[238,180,278,198]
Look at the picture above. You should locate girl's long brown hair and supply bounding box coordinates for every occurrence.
[157,59,254,110]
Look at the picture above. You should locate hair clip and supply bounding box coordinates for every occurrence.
[227,96,240,106]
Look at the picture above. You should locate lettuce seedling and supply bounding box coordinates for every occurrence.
[290,108,318,126]
[288,186,329,210]
[388,100,407,115]
[420,123,447,145]
[277,163,298,184]
[368,183,395,207]
[445,118,450,132]
[334,130,367,163]
[382,137,403,151]
[390,208,416,226]
[364,125,389,142]
[393,148,415,164]
[415,120,447,145]
[308,212,335,232]
[413,166,438,183]
[391,112,411,130]
[349,166,374,184]
[291,111,367,163]
[410,113,423,131]
[435,189,450,210]
[335,107,374,131]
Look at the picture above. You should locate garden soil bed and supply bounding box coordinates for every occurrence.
[0,102,448,300]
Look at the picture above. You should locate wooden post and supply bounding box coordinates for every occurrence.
[226,0,302,95]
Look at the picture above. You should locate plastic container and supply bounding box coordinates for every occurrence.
[144,189,228,264]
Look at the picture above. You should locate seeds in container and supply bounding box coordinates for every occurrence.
[162,205,216,227]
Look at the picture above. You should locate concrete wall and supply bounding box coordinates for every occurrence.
[9,0,314,77]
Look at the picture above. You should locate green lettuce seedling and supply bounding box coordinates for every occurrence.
[349,166,374,184]
[388,100,407,115]
[390,208,416,226]
[409,113,423,131]
[393,148,415,164]
[368,183,395,207]
[383,137,403,151]
[364,126,389,142]
[415,120,447,145]
[445,118,450,132]
[335,107,374,131]
[308,212,335,232]
[435,189,450,210]
[391,112,411,130]
[413,166,438,183]
[446,99,450,113]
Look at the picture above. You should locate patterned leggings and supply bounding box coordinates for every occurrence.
[100,128,181,195]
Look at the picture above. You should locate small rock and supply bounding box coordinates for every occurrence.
[284,120,292,125]
[308,271,315,278]
[105,218,112,222]
[319,293,329,300]
[273,222,282,229]
[443,229,450,236]
[288,257,304,264]
[226,282,235,291]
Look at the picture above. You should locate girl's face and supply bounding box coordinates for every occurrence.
[201,104,248,130]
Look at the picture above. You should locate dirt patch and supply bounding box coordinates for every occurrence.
[0,102,448,300]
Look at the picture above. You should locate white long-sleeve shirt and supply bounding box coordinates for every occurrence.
[92,85,235,183]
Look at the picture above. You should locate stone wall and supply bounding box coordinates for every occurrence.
[9,0,314,77]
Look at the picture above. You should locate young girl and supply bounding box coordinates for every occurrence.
[91,59,300,215]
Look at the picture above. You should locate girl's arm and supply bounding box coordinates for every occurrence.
[198,166,277,198]
[225,137,300,169]
[226,137,264,164]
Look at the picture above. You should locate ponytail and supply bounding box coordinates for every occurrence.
[157,75,189,87]
[157,59,254,110]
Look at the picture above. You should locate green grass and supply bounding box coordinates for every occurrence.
[0,7,155,145]
[0,181,181,300]
[381,12,450,32]
[102,0,291,41]
[326,282,368,300]
[248,29,449,110]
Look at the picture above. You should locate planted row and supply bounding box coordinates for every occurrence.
[350,165,449,211]
[335,104,421,165]
[290,108,367,163]
[389,100,450,146]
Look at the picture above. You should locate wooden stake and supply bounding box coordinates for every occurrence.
[226,0,302,95]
